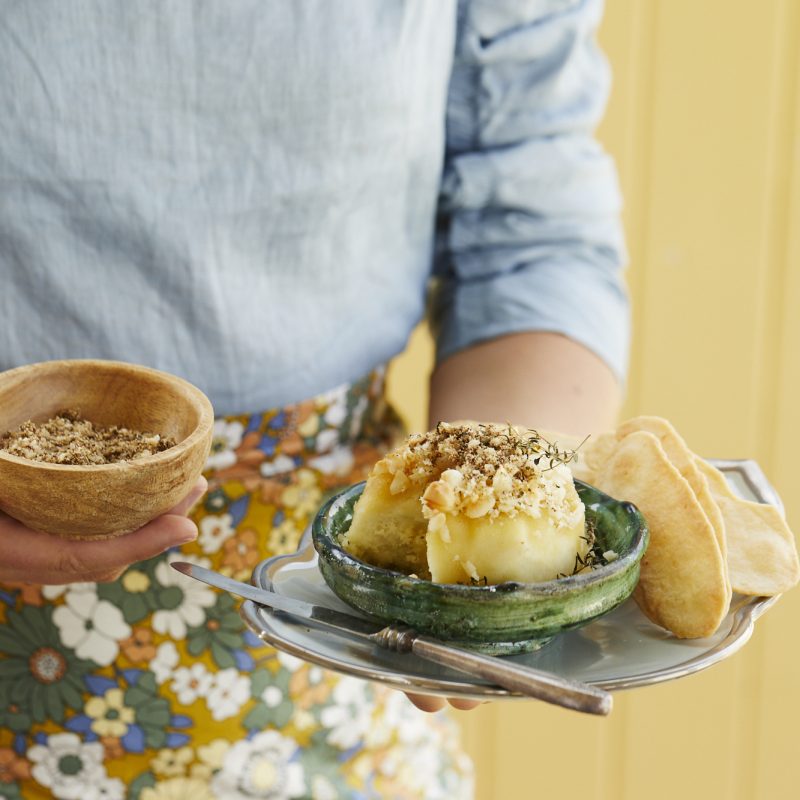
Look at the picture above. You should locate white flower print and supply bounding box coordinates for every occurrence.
[152,556,216,639]
[275,651,304,671]
[52,589,131,667]
[211,730,305,800]
[319,677,374,749]
[378,748,439,798]
[296,412,320,438]
[311,775,338,800]
[140,777,217,800]
[365,690,412,749]
[206,419,245,470]
[320,386,348,427]
[308,445,354,477]
[259,454,296,477]
[280,469,321,517]
[365,689,442,750]
[261,685,283,708]
[293,709,314,731]
[268,518,302,556]
[370,695,474,800]
[41,582,96,600]
[198,513,235,555]
[171,663,214,705]
[151,641,180,684]
[206,668,251,721]
[378,726,463,800]
[85,778,126,800]
[314,427,339,454]
[198,739,231,768]
[28,733,107,800]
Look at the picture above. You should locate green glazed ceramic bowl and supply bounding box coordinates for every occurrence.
[312,480,649,655]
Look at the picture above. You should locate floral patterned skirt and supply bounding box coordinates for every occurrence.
[0,369,474,800]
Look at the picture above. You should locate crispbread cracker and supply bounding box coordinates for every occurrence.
[616,416,730,598]
[596,431,729,638]
[549,414,798,636]
[695,458,800,595]
[572,431,617,484]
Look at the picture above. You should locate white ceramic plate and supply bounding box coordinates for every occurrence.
[240,460,783,700]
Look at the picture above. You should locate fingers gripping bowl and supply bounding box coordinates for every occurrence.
[312,479,648,656]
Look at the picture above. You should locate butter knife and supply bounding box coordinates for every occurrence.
[170,561,612,716]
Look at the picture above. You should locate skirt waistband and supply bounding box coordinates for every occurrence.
[203,367,401,479]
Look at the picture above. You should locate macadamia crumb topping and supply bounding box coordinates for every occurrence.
[0,410,177,465]
[374,422,584,527]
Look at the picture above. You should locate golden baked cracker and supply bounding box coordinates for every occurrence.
[544,429,616,484]
[616,416,730,597]
[529,427,625,486]
[596,431,729,638]
[695,458,800,595]
[694,456,732,495]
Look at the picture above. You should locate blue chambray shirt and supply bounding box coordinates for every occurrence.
[0,0,628,416]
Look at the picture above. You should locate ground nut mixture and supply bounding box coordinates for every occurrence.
[0,410,176,465]
[376,421,584,527]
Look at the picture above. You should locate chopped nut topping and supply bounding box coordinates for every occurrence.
[0,410,176,465]
[378,422,583,529]
[428,512,451,542]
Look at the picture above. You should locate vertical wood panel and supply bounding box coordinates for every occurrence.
[751,0,800,471]
[753,1,800,797]
[598,0,658,422]
[633,2,781,458]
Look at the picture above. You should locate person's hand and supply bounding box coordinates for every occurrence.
[405,694,482,712]
[0,477,207,585]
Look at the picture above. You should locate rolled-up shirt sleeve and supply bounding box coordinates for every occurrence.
[431,0,630,382]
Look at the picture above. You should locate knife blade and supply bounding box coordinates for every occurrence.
[171,560,382,639]
[170,560,612,715]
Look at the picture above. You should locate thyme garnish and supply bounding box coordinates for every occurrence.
[510,424,590,472]
[428,421,589,475]
[557,519,607,577]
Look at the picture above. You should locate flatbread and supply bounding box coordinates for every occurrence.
[596,431,730,638]
[616,417,730,598]
[571,431,617,484]
[696,458,800,595]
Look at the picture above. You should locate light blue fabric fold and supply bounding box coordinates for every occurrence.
[434,0,629,381]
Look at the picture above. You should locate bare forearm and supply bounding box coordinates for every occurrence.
[408,332,620,714]
[428,332,622,436]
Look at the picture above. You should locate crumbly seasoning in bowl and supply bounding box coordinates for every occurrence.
[313,423,648,654]
[0,410,176,465]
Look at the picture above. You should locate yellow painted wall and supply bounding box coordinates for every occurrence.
[386,2,800,798]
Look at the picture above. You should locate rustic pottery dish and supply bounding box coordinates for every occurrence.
[311,479,648,654]
[0,359,214,539]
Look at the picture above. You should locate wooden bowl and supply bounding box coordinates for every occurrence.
[0,359,214,539]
